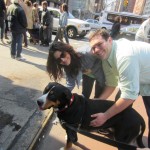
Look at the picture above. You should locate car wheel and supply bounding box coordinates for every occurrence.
[67,27,77,39]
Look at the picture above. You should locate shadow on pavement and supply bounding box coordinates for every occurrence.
[0,75,44,150]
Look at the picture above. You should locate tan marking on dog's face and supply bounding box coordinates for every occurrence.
[42,98,60,110]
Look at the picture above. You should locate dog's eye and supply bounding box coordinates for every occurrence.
[49,95,56,100]
[50,91,54,94]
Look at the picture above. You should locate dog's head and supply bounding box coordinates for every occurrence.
[37,82,72,110]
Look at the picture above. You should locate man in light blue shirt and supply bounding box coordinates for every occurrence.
[89,29,150,147]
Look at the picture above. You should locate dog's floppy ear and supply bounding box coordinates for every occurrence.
[43,82,58,94]
[62,88,72,104]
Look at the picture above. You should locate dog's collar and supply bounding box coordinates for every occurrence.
[57,94,74,112]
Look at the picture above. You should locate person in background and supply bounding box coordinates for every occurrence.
[110,16,122,40]
[22,0,33,47]
[4,0,11,40]
[54,3,69,44]
[7,0,27,60]
[32,2,39,29]
[46,41,106,99]
[89,29,150,147]
[19,0,28,47]
[39,1,51,47]
[0,0,6,44]
[49,10,53,43]
[135,17,150,43]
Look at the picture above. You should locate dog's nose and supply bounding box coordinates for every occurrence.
[37,100,43,106]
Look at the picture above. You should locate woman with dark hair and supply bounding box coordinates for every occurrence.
[47,41,105,98]
[110,16,122,39]
[54,3,69,44]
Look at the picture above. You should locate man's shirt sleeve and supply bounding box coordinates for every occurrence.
[117,56,139,100]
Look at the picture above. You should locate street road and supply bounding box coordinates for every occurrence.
[33,35,149,150]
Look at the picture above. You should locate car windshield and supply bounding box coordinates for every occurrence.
[68,12,75,19]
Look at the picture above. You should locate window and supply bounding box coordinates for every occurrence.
[94,20,99,24]
[52,10,60,18]
[87,19,93,23]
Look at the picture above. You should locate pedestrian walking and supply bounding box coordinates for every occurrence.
[7,0,27,60]
[54,3,69,44]
[0,0,6,44]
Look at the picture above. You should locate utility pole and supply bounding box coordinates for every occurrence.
[118,0,123,12]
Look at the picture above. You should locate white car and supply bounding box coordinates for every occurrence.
[119,24,140,40]
[85,19,101,30]
[39,7,91,39]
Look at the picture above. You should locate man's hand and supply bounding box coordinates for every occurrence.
[90,98,134,127]
[90,113,108,127]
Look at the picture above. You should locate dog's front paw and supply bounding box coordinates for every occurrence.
[60,147,65,150]
[52,117,60,125]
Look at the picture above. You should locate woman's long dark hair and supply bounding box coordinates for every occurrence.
[47,41,81,81]
[61,3,68,13]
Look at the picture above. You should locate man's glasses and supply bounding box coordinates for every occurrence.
[91,42,104,53]
[55,52,66,63]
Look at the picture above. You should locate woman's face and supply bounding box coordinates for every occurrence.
[53,51,71,66]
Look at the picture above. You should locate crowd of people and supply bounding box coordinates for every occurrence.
[0,0,68,60]
[1,0,150,147]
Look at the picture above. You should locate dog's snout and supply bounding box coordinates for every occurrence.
[37,100,43,106]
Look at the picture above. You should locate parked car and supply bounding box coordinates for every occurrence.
[85,19,101,30]
[119,24,140,40]
[39,7,91,39]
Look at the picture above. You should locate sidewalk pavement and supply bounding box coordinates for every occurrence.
[0,41,55,150]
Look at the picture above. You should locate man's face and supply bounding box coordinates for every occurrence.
[42,4,47,9]
[90,35,112,60]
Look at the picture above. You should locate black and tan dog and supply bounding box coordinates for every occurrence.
[37,82,145,150]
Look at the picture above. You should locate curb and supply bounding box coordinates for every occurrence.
[28,109,54,150]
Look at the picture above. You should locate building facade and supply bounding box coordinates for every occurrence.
[68,0,98,19]
[143,0,150,15]
[133,0,146,15]
[127,0,136,12]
